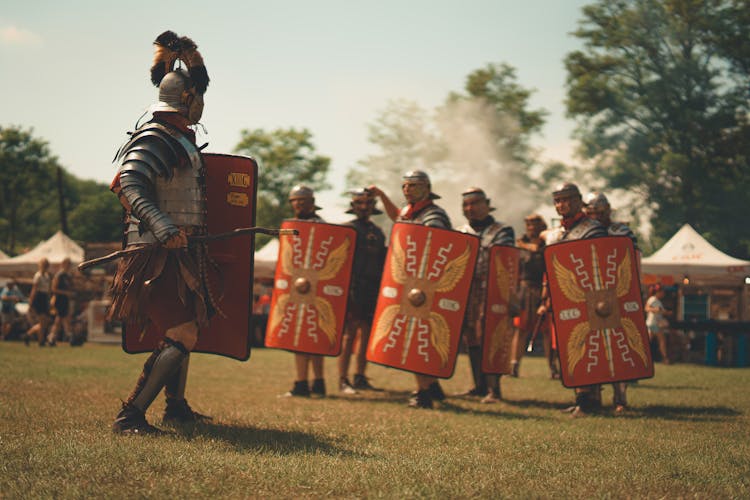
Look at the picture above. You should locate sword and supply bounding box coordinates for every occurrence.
[77,226,298,272]
[526,308,547,353]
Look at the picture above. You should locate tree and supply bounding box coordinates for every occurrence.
[234,128,330,246]
[348,63,552,226]
[565,0,750,256]
[0,126,59,254]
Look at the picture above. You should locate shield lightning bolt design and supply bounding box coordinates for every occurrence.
[268,227,351,348]
[552,245,649,378]
[370,228,472,368]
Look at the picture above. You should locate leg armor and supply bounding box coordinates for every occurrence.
[127,338,189,412]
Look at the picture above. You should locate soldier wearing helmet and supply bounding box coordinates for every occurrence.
[456,188,514,403]
[584,191,639,413]
[368,170,451,408]
[288,184,323,221]
[584,192,638,249]
[282,185,327,398]
[109,31,214,434]
[337,188,387,394]
[539,182,607,417]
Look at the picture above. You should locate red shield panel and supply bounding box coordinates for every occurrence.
[482,245,521,374]
[544,236,653,387]
[123,153,257,360]
[367,223,479,378]
[265,220,356,356]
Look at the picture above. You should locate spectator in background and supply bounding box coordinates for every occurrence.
[1,279,25,340]
[646,284,671,364]
[25,258,53,346]
[49,257,75,344]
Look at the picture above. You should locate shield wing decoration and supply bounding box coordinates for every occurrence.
[123,153,258,360]
[265,220,355,356]
[544,236,653,387]
[482,245,521,374]
[367,223,479,378]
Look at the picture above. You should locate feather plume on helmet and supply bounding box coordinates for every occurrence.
[150,30,209,94]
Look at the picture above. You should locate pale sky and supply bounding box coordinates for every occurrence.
[1,0,589,223]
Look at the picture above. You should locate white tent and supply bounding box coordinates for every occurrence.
[254,238,279,280]
[0,231,84,276]
[641,224,750,280]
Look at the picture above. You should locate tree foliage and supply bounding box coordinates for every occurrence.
[0,126,121,254]
[348,63,553,225]
[234,128,330,246]
[565,0,750,256]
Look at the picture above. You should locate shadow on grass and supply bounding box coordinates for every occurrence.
[434,400,552,421]
[623,404,742,421]
[174,422,366,457]
[632,384,709,391]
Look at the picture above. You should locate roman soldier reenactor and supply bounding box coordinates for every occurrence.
[369,170,453,408]
[109,31,217,434]
[538,182,607,417]
[456,188,514,403]
[584,191,639,412]
[338,189,387,393]
[511,213,558,379]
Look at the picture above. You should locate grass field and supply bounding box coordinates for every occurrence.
[1,341,749,498]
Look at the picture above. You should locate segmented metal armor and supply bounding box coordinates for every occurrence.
[398,203,451,229]
[544,217,606,245]
[117,122,206,245]
[458,218,515,330]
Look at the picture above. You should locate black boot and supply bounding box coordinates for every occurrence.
[352,374,381,391]
[281,380,310,397]
[408,389,433,409]
[311,378,326,397]
[112,402,162,435]
[427,381,446,401]
[163,398,212,424]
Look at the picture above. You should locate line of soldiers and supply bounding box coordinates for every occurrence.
[272,171,638,413]
[106,31,646,435]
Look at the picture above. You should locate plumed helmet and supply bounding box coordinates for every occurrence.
[402,169,440,199]
[551,182,581,198]
[461,187,495,211]
[584,192,610,212]
[148,31,209,116]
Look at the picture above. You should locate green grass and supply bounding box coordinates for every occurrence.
[1,342,749,498]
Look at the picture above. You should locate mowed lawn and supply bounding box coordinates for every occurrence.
[1,341,749,498]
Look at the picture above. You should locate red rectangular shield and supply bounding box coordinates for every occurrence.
[123,153,257,360]
[482,245,521,374]
[265,220,356,356]
[367,223,479,378]
[544,236,653,387]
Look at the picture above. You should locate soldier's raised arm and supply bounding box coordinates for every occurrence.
[367,185,400,222]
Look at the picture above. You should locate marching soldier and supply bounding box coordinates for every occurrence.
[584,191,639,412]
[369,170,452,408]
[109,31,216,434]
[511,214,558,379]
[338,188,387,393]
[281,185,328,397]
[456,188,514,403]
[538,182,607,417]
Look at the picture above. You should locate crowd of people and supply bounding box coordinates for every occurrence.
[0,257,80,346]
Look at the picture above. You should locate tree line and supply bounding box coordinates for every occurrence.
[2,0,747,258]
